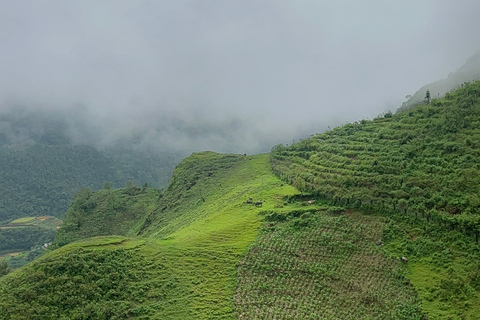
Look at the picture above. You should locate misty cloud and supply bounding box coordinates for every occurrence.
[1,1,480,153]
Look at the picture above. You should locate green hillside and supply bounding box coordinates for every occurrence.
[0,153,303,318]
[0,153,425,319]
[2,83,480,318]
[272,81,480,238]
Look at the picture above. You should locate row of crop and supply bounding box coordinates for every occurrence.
[270,82,480,241]
[235,210,422,319]
[273,151,480,241]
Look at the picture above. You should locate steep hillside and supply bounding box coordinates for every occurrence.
[0,152,428,319]
[0,153,304,319]
[271,81,480,319]
[272,81,480,237]
[3,82,480,319]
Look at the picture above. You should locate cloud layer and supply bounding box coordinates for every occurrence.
[1,1,479,153]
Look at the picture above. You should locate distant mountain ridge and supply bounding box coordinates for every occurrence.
[399,51,480,111]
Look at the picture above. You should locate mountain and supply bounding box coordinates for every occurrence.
[0,152,426,319]
[2,83,480,319]
[0,108,184,224]
[271,81,480,238]
[399,52,480,110]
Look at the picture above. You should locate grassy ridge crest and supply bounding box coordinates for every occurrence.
[0,153,301,319]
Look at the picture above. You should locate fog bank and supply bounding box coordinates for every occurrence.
[1,1,480,153]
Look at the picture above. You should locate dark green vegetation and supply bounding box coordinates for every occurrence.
[0,107,181,269]
[272,81,480,240]
[0,143,179,222]
[0,261,10,278]
[53,186,159,248]
[0,108,183,224]
[0,216,61,251]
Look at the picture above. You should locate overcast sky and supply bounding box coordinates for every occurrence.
[1,0,479,152]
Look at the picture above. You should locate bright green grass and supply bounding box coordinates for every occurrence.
[0,153,302,319]
[144,154,301,318]
[407,256,480,320]
[9,217,36,224]
[382,214,480,320]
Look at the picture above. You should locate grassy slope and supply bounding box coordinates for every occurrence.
[140,153,303,318]
[53,187,159,247]
[270,82,480,319]
[382,214,480,319]
[0,153,301,319]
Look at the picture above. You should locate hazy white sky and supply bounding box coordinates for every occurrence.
[1,0,479,152]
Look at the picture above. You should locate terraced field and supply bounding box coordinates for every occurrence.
[4,216,62,229]
[0,216,62,268]
[269,82,480,319]
[235,210,423,320]
[271,81,480,239]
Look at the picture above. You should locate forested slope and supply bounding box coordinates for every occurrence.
[0,109,182,224]
[272,81,480,239]
[53,186,160,248]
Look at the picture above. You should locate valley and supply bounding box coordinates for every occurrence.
[1,83,480,319]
